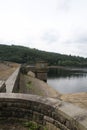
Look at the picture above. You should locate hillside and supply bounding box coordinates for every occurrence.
[0,44,87,67]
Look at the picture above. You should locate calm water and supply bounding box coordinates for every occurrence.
[47,68,87,94]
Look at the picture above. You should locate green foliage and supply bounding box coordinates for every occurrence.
[0,44,87,67]
[26,81,32,89]
[23,121,47,130]
[24,121,38,130]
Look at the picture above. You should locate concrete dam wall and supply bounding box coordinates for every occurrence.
[0,93,87,130]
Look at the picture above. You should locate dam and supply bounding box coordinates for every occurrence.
[0,62,87,130]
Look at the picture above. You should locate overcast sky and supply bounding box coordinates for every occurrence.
[0,0,87,57]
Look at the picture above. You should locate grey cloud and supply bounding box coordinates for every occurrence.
[64,32,87,44]
[76,35,87,44]
[57,0,71,11]
[42,31,58,44]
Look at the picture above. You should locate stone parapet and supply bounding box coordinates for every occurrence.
[0,93,87,130]
[0,81,6,92]
[5,66,21,93]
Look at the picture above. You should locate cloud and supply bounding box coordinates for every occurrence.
[76,35,87,44]
[62,29,87,45]
[57,0,71,11]
[0,0,87,57]
[41,30,59,44]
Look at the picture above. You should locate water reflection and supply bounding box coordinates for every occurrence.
[47,68,87,94]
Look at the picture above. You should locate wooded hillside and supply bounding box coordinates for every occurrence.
[0,44,87,67]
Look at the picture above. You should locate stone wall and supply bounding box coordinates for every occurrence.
[0,93,87,130]
[5,67,21,93]
[0,81,6,92]
[36,72,47,82]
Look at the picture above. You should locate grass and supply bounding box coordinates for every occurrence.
[23,121,48,130]
[26,81,33,89]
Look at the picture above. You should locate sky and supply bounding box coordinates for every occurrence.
[0,0,87,57]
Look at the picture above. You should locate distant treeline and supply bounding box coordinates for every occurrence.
[0,44,87,67]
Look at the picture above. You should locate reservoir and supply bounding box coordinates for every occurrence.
[47,68,87,94]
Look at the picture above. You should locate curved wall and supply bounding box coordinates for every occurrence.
[0,93,87,130]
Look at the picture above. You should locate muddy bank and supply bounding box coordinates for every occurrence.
[48,66,87,72]
[61,92,87,109]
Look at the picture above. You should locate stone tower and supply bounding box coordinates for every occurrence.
[36,61,48,82]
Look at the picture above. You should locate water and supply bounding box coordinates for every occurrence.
[47,68,87,94]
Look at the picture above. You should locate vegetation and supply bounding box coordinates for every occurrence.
[0,44,87,67]
[23,121,47,130]
[26,81,32,88]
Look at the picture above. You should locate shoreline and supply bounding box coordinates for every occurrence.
[48,66,87,72]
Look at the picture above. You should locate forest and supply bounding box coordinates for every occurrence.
[0,44,87,67]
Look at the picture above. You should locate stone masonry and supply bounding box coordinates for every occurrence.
[5,66,21,93]
[0,66,87,130]
[0,81,6,92]
[0,93,87,130]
